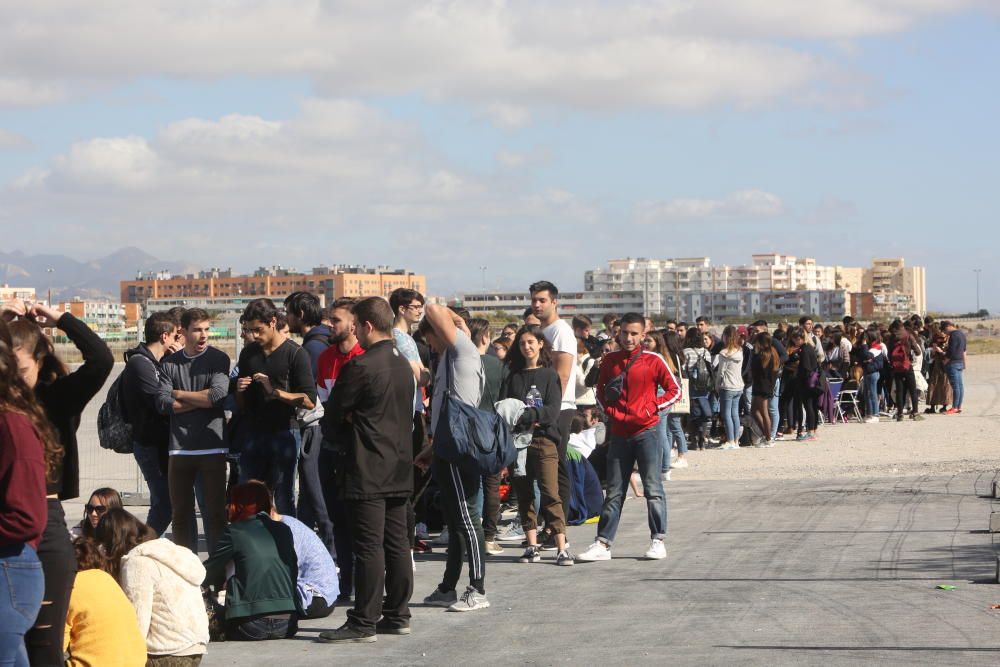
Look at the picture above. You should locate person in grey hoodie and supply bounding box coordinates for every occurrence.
[157,308,231,554]
[715,326,745,450]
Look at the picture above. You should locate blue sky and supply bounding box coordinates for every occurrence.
[0,2,997,311]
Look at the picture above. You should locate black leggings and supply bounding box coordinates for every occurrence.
[26,499,77,666]
[893,371,919,418]
[793,388,818,432]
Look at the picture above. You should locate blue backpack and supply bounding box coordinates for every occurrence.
[433,352,516,475]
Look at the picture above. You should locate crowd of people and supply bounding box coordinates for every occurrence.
[0,284,970,662]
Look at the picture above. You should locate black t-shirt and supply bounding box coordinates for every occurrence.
[237,339,317,434]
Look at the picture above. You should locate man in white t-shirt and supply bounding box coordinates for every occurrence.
[530,280,577,524]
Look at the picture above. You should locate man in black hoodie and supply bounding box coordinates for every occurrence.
[122,311,182,535]
[318,297,416,644]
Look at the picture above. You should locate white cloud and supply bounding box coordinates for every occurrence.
[0,129,30,150]
[637,189,785,223]
[4,99,601,263]
[0,1,986,113]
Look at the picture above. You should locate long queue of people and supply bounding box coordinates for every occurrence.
[0,284,969,663]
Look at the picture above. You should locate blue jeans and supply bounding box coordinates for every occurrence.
[719,389,742,442]
[0,544,44,667]
[658,411,687,472]
[864,372,880,417]
[768,377,781,439]
[134,443,172,535]
[945,363,964,409]
[240,429,301,515]
[597,428,667,545]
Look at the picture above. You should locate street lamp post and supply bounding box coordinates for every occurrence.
[45,268,54,307]
[480,266,487,292]
[974,268,982,314]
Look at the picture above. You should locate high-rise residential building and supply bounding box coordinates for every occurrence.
[585,254,926,319]
[120,265,426,307]
[665,290,848,323]
[56,299,141,332]
[862,258,926,318]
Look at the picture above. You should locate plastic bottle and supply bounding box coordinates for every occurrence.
[526,385,543,409]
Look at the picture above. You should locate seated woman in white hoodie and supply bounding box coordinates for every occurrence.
[96,509,209,665]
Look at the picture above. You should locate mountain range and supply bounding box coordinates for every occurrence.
[0,247,200,302]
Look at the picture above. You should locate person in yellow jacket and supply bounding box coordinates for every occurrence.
[64,537,146,667]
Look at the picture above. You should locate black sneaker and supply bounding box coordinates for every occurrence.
[375,619,411,635]
[318,623,376,644]
[540,531,557,551]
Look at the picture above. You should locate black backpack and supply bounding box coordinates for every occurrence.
[97,373,134,454]
[689,351,715,394]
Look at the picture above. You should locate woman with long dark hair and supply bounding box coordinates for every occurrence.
[71,487,124,540]
[0,318,57,666]
[6,301,113,664]
[790,330,819,441]
[500,326,572,566]
[751,333,780,447]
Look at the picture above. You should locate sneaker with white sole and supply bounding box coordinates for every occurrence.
[672,458,689,469]
[643,538,667,560]
[447,586,490,612]
[661,470,672,483]
[518,545,541,563]
[495,523,525,543]
[423,587,458,607]
[431,527,450,546]
[576,540,612,562]
[719,442,738,450]
[484,540,504,555]
[556,549,575,566]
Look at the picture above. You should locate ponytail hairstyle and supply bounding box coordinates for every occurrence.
[0,320,63,481]
[7,319,68,385]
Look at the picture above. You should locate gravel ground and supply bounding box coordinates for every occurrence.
[671,354,1000,482]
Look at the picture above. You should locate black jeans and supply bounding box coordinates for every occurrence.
[345,497,413,633]
[25,499,77,667]
[168,453,227,554]
[433,457,485,594]
[296,424,335,557]
[893,370,919,418]
[300,595,334,620]
[225,613,297,641]
[793,387,818,432]
[320,447,353,599]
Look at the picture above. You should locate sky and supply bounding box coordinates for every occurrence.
[0,1,997,311]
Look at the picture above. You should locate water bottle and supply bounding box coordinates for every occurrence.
[526,385,543,409]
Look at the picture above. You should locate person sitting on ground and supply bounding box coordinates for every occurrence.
[64,537,146,667]
[96,508,209,664]
[71,487,123,539]
[257,480,339,620]
[202,482,299,641]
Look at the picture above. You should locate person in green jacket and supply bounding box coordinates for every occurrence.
[203,481,299,641]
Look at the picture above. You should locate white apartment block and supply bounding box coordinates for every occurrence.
[460,290,645,322]
[0,284,37,302]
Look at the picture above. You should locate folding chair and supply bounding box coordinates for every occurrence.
[827,378,846,424]
[838,385,863,422]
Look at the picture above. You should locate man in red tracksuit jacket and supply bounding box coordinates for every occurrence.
[577,312,681,562]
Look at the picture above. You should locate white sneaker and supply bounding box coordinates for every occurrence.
[865,416,879,424]
[576,541,612,562]
[719,441,738,450]
[661,470,672,483]
[672,458,689,469]
[643,538,667,560]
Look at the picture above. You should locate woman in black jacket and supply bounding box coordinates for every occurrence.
[7,301,113,664]
[790,330,819,442]
[500,326,572,566]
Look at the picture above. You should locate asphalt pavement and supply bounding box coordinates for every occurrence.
[199,472,1000,666]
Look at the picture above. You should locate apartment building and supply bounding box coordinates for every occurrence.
[664,290,848,323]
[121,265,426,306]
[56,299,142,331]
[0,284,37,302]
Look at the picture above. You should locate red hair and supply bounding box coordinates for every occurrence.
[227,480,273,522]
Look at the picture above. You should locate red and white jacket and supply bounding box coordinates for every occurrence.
[596,349,682,438]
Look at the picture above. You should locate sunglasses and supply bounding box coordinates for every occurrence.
[85,504,108,515]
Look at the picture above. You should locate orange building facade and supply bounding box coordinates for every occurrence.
[120,266,426,306]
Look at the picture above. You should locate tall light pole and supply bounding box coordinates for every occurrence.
[45,267,54,307]
[974,268,982,314]
[480,266,487,292]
